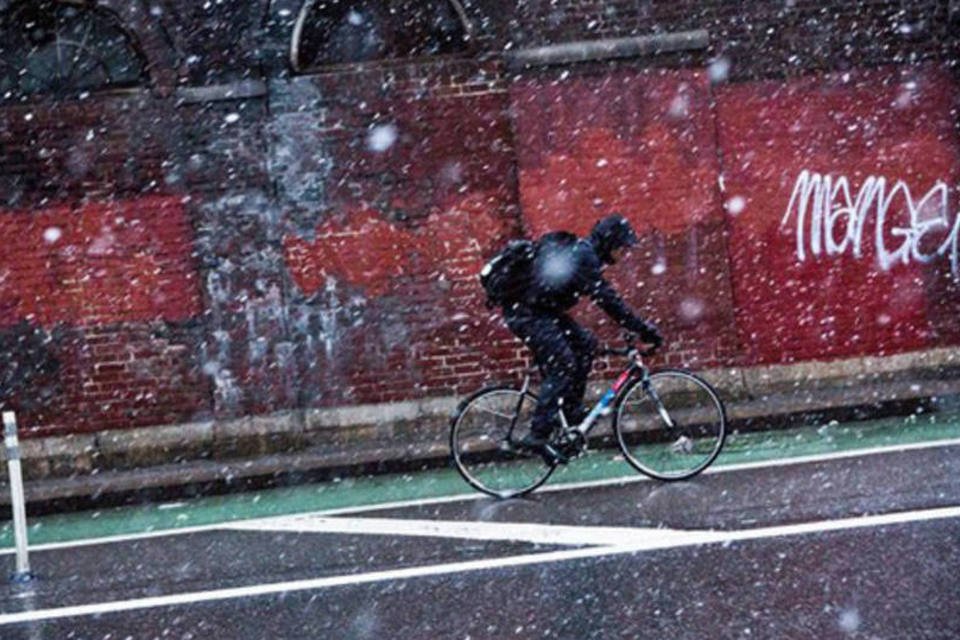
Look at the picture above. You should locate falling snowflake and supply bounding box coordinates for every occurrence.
[43,227,62,244]
[347,10,364,26]
[679,297,705,322]
[367,124,398,152]
[726,196,746,215]
[708,57,731,83]
[838,608,861,633]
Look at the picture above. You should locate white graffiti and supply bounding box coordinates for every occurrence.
[781,169,960,279]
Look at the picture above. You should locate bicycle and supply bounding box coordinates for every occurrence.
[449,339,727,498]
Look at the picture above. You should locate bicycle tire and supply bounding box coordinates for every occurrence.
[449,385,555,498]
[613,369,726,481]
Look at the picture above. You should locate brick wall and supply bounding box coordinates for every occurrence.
[510,64,739,365]
[0,196,208,434]
[0,0,959,437]
[716,63,960,364]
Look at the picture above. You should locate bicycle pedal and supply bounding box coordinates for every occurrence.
[557,443,584,458]
[542,444,569,465]
[555,435,587,460]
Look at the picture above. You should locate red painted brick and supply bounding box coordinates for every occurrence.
[715,64,960,364]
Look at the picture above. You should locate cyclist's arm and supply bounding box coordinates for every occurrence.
[588,277,663,345]
[588,277,643,330]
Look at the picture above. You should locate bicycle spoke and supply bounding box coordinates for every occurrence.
[614,370,726,481]
[450,387,554,498]
[469,406,517,420]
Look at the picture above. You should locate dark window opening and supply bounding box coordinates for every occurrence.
[296,0,470,70]
[0,1,146,102]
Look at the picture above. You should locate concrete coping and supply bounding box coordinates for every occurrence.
[737,346,960,394]
[504,29,710,70]
[305,396,459,430]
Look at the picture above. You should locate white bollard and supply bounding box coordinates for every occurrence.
[3,411,32,582]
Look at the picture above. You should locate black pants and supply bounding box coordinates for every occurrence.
[505,306,597,437]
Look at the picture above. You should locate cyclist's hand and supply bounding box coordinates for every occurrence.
[636,321,663,349]
[635,341,659,356]
[624,332,661,356]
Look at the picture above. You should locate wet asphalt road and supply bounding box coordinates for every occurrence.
[1,443,959,639]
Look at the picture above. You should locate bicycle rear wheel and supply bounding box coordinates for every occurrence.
[613,369,726,481]
[450,385,555,498]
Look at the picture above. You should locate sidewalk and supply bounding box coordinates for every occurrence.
[2,347,959,514]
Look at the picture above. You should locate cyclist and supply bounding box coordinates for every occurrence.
[490,214,663,463]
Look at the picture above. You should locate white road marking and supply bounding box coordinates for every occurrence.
[0,505,958,626]
[226,515,690,547]
[228,504,960,548]
[2,436,958,555]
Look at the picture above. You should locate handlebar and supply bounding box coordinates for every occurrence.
[596,346,657,358]
[596,336,659,359]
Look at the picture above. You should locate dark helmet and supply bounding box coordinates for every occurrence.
[589,214,639,264]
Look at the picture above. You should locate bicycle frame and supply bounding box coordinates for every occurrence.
[515,348,659,442]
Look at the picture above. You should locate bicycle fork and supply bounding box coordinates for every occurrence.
[641,370,677,429]
[639,369,696,453]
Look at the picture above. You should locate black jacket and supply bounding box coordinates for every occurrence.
[520,231,649,335]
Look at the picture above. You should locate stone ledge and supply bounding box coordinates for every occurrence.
[305,396,458,429]
[738,347,960,395]
[98,421,214,470]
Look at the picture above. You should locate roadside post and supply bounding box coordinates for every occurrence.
[3,411,33,583]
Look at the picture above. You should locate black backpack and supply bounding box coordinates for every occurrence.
[479,239,535,308]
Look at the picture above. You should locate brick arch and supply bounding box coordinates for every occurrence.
[289,0,475,72]
[0,0,179,98]
[90,0,179,92]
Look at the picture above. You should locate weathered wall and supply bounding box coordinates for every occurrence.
[717,64,960,364]
[510,65,740,366]
[0,196,206,434]
[1,0,959,438]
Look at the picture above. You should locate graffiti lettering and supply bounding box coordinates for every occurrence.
[781,170,960,279]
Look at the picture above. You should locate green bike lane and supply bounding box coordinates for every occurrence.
[2,412,958,549]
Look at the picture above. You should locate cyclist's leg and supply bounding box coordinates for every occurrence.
[504,308,578,439]
[556,314,597,425]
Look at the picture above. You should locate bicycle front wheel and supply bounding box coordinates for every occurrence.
[450,386,555,498]
[613,369,726,481]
